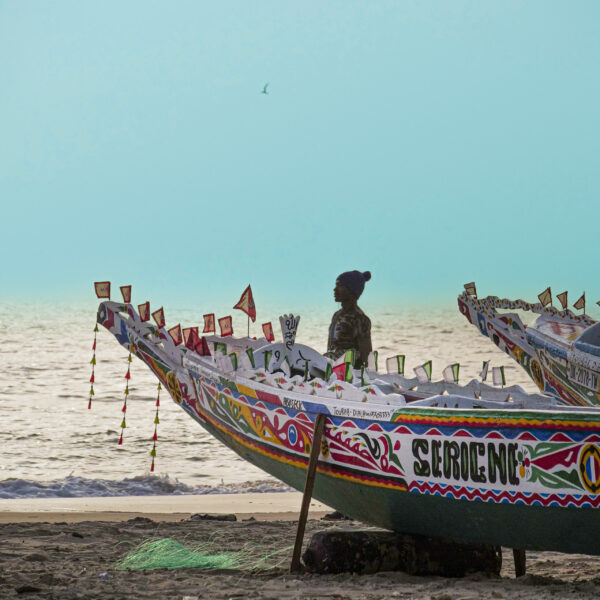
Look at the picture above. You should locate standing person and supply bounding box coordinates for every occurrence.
[326,270,373,368]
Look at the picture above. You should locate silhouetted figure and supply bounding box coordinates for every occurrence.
[326,270,373,368]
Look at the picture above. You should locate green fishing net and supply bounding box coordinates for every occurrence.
[115,537,291,572]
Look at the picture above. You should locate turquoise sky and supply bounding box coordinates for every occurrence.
[1,1,599,310]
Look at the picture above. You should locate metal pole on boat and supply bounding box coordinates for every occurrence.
[290,412,326,573]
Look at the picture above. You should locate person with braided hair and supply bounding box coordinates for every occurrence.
[326,270,373,368]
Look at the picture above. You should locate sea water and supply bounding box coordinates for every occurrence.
[0,300,536,498]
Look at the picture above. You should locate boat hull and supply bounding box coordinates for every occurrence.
[98,301,600,555]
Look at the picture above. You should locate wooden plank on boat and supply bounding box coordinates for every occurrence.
[290,413,326,573]
[302,530,502,576]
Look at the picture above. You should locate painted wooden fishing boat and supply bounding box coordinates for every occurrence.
[458,290,600,407]
[97,300,600,556]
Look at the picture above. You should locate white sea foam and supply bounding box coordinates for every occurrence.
[0,475,293,499]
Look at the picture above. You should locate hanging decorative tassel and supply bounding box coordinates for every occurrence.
[118,345,133,445]
[150,383,161,472]
[88,325,99,409]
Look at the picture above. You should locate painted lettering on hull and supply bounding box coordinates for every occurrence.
[412,438,520,486]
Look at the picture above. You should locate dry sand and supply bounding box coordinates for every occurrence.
[1,495,600,599]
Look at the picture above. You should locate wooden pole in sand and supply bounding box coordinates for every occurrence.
[513,548,526,577]
[290,412,326,573]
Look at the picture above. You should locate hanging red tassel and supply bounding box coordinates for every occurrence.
[88,324,98,409]
[149,383,161,471]
[117,350,131,443]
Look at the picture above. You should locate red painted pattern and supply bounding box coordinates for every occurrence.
[409,481,600,508]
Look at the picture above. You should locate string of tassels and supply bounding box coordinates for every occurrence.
[118,344,134,445]
[150,383,161,472]
[88,324,98,409]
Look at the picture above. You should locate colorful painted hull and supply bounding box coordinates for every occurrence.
[458,292,600,407]
[98,301,600,555]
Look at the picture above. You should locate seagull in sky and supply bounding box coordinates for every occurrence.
[261,83,269,95]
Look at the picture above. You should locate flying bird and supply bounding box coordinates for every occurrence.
[261,83,269,95]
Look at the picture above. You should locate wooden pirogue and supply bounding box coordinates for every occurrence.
[97,299,600,556]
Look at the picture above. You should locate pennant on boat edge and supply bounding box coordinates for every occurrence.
[492,366,506,387]
[152,307,165,329]
[262,322,274,342]
[203,313,215,334]
[325,362,333,381]
[182,326,199,350]
[120,285,132,304]
[239,349,254,370]
[538,286,552,307]
[213,341,227,356]
[233,284,256,322]
[443,363,460,384]
[573,292,586,312]
[386,354,405,375]
[367,350,378,371]
[263,349,272,370]
[464,282,477,298]
[480,360,490,381]
[168,324,182,346]
[218,315,233,337]
[556,291,568,310]
[138,302,150,322]
[414,360,432,383]
[94,281,111,299]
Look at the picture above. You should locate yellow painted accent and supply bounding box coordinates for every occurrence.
[236,383,257,398]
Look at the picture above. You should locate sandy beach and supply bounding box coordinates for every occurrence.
[1,495,599,599]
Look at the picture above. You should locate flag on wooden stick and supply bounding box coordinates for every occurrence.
[152,307,165,329]
[367,351,378,371]
[573,292,586,312]
[138,302,150,322]
[386,355,405,375]
[183,327,199,350]
[262,322,274,342]
[443,363,460,384]
[120,285,132,303]
[492,366,506,387]
[168,324,182,346]
[233,285,256,322]
[203,313,215,334]
[556,291,568,310]
[94,281,111,299]
[538,287,552,307]
[414,360,432,383]
[464,282,477,297]
[218,316,233,337]
[480,361,490,381]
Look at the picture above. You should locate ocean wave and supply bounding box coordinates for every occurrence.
[0,475,293,499]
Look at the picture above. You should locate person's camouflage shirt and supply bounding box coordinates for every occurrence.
[326,305,372,367]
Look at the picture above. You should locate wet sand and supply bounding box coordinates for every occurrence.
[1,496,600,599]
